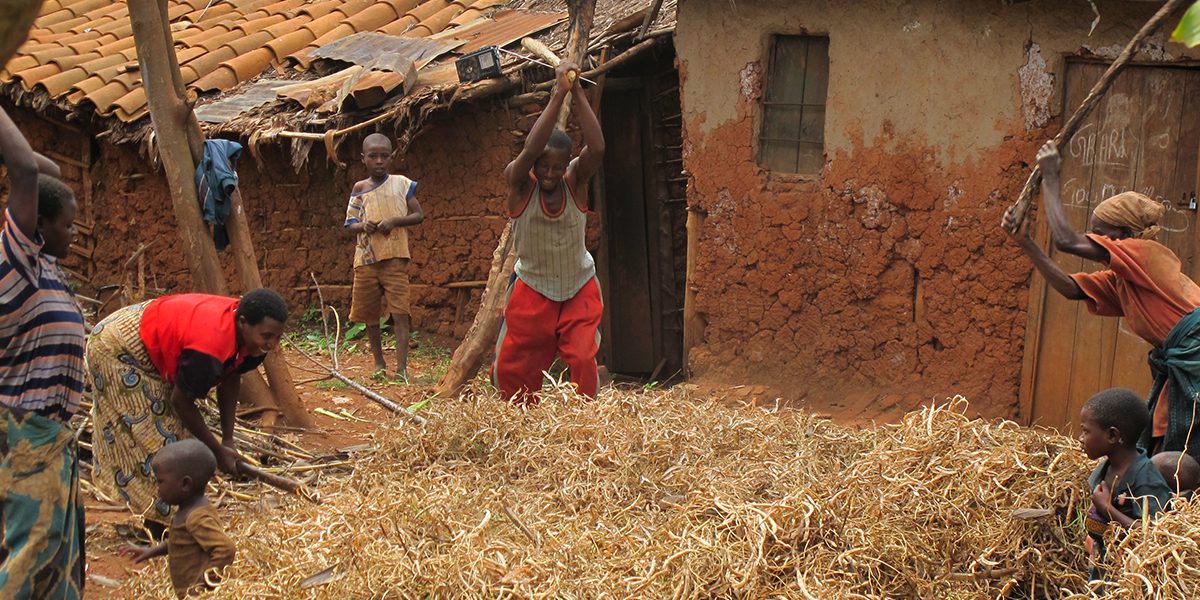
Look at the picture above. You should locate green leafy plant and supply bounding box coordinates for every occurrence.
[344,322,367,341]
[1173,2,1200,47]
[315,379,350,391]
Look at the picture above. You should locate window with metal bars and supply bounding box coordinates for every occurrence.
[759,35,829,174]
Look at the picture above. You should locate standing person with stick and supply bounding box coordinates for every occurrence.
[491,61,605,403]
[0,106,87,598]
[1004,140,1200,459]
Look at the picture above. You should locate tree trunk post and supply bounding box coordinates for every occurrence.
[433,223,516,397]
[228,191,312,426]
[128,0,226,294]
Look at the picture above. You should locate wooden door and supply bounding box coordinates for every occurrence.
[601,88,658,374]
[1023,62,1200,431]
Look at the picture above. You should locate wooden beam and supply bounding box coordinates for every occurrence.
[682,206,705,371]
[228,190,312,427]
[636,0,666,40]
[432,223,517,398]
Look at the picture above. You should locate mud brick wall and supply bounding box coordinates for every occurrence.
[674,0,1199,418]
[3,102,515,338]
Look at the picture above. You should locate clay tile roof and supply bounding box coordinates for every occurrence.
[2,0,489,122]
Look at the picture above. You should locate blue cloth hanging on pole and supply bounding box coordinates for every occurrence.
[196,139,243,251]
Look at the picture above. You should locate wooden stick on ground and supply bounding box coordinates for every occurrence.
[287,338,427,426]
[1002,0,1189,233]
[237,461,304,495]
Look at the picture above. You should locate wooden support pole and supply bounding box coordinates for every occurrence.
[637,0,666,40]
[227,192,311,427]
[129,0,308,427]
[0,0,42,68]
[433,223,517,398]
[682,206,705,372]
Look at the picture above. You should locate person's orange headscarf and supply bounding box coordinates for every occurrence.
[1092,191,1165,240]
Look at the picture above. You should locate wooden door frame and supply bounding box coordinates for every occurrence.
[1017,59,1200,425]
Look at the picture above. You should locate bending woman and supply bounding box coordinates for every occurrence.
[0,108,86,597]
[1005,140,1200,458]
[87,289,287,525]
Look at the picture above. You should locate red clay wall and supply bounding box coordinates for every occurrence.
[675,0,1200,418]
[2,102,515,338]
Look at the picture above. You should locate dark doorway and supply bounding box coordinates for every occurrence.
[594,44,686,381]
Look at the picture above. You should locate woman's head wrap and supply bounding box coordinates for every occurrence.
[1092,191,1165,240]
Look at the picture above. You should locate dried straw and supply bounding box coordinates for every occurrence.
[110,387,1100,598]
[1075,496,1200,599]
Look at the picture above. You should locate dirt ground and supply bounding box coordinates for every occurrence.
[78,333,932,598]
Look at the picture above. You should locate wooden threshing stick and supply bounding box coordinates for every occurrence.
[236,461,306,496]
[287,337,427,426]
[1002,0,1190,234]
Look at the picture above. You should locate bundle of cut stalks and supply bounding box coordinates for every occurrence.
[113,387,1096,599]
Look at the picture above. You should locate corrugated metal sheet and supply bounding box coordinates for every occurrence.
[194,79,293,123]
[310,32,461,72]
[441,9,567,55]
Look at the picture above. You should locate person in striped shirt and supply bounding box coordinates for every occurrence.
[0,106,87,598]
[491,60,606,403]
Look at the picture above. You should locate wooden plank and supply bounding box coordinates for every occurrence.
[1094,66,1175,393]
[1066,65,1144,427]
[602,88,656,373]
[1029,61,1102,429]
[638,82,667,372]
[1189,69,1200,285]
[1137,68,1188,262]
[1176,71,1200,282]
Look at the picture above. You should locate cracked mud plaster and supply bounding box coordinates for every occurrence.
[1018,43,1053,130]
[681,109,1051,418]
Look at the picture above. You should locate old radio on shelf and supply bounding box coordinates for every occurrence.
[456,46,502,83]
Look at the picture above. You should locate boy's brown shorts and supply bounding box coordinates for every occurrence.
[350,258,410,323]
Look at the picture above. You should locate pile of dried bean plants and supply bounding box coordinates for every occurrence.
[1085,496,1200,599]
[112,387,1113,598]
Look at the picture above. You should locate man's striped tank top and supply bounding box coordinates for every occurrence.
[512,177,595,302]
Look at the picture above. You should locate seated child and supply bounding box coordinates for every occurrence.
[119,439,236,597]
[1079,389,1173,581]
[1151,450,1200,501]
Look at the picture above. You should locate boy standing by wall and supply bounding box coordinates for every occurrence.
[344,133,423,380]
[491,61,605,402]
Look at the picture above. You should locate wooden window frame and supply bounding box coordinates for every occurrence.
[757,34,829,175]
